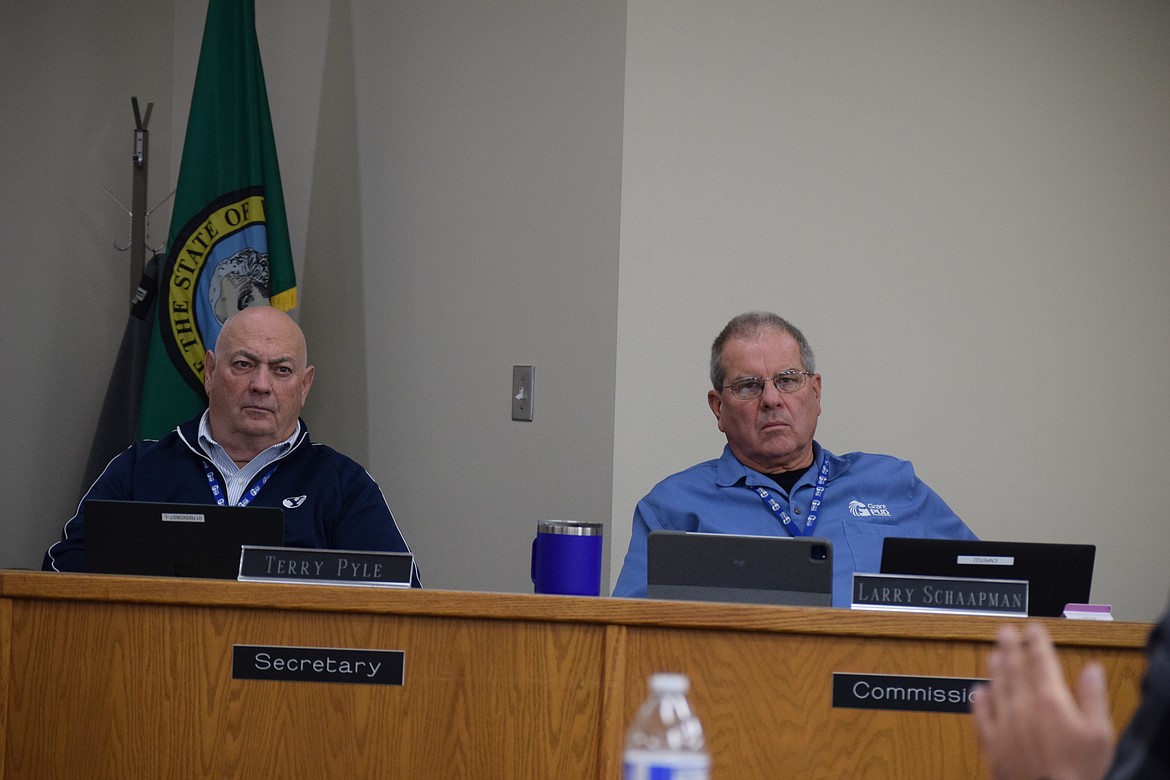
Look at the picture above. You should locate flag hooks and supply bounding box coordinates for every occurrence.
[98,97,174,299]
[101,184,174,255]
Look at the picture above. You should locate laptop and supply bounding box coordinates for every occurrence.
[880,538,1096,617]
[647,530,833,606]
[84,499,285,579]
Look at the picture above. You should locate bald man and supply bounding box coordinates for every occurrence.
[45,307,420,585]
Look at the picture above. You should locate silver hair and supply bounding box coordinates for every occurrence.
[709,311,816,390]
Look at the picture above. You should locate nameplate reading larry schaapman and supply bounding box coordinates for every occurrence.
[233,645,405,686]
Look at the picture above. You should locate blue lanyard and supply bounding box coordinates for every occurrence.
[753,459,830,537]
[203,462,277,507]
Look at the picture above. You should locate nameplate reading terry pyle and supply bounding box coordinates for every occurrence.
[851,573,1028,617]
[237,546,415,587]
[832,673,986,714]
[233,645,405,686]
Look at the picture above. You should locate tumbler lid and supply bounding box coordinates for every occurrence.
[536,519,603,536]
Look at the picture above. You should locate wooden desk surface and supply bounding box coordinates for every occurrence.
[0,569,1151,646]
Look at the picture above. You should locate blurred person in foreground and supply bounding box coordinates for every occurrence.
[972,606,1170,779]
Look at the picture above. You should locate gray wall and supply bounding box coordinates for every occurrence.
[3,1,1168,621]
[0,0,175,566]
[344,0,625,590]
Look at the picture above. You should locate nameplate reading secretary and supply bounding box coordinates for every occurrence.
[233,645,405,686]
[238,546,415,587]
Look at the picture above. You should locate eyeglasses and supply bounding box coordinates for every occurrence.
[723,370,814,400]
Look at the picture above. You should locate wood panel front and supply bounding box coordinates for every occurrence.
[5,594,603,778]
[0,572,1153,779]
[620,624,1147,779]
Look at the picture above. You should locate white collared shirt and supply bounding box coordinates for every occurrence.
[197,411,299,506]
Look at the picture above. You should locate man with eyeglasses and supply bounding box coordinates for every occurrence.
[612,311,976,605]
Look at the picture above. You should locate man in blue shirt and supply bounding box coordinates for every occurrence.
[612,311,975,606]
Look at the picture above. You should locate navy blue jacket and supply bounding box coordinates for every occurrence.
[44,417,420,586]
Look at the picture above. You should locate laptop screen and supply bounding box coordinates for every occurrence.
[647,531,833,606]
[879,537,1096,617]
[84,499,284,579]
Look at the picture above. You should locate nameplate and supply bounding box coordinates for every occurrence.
[233,645,405,686]
[238,546,415,587]
[832,673,985,713]
[851,573,1028,616]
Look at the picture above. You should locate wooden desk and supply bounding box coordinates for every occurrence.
[0,571,1151,778]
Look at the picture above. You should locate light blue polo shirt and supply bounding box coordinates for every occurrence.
[612,442,977,607]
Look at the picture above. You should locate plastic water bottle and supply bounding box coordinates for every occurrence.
[622,672,711,780]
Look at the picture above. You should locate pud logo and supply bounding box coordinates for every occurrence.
[849,500,892,518]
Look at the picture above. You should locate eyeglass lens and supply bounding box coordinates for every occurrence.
[729,372,807,399]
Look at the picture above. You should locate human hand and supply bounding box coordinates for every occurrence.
[971,622,1116,780]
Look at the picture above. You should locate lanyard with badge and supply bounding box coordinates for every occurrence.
[203,461,277,507]
[753,459,830,537]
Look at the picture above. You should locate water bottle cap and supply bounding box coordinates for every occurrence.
[648,672,690,694]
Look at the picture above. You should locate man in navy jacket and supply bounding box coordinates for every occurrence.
[44,306,419,586]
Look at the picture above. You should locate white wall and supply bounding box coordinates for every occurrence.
[613,0,1170,621]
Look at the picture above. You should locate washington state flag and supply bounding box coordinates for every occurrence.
[137,0,295,439]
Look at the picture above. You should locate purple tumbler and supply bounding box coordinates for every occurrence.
[531,520,603,596]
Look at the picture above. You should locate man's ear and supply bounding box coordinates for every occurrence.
[707,389,726,433]
[300,364,315,405]
[203,350,217,395]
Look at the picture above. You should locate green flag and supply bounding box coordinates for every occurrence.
[137,0,295,439]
